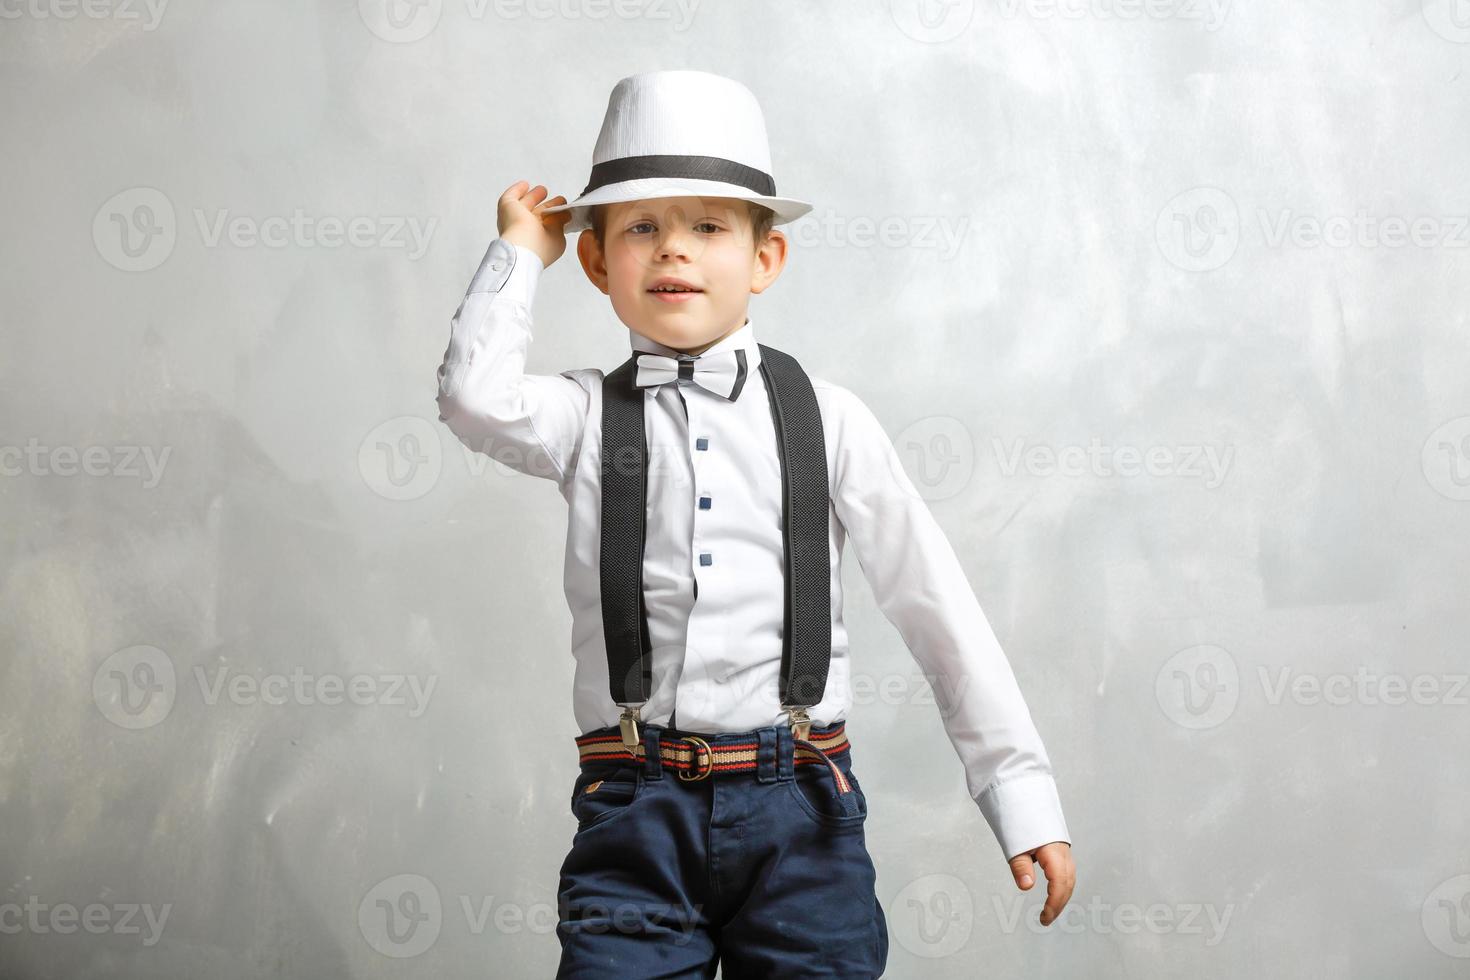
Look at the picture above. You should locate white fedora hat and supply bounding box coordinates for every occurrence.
[541,70,812,235]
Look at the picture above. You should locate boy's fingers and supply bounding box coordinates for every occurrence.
[1008,853,1036,889]
[1034,846,1076,927]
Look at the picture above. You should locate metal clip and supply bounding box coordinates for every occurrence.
[784,704,811,742]
[618,704,643,754]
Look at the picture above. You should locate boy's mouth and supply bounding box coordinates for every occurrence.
[647,277,704,303]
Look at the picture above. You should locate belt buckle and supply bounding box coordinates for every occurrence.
[676,735,714,781]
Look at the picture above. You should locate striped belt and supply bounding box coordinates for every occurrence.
[575,721,857,797]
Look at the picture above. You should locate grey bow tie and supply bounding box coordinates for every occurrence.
[633,348,749,401]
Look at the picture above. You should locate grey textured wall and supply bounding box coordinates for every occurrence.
[3,2,1469,978]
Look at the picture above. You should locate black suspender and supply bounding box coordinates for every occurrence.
[599,343,831,750]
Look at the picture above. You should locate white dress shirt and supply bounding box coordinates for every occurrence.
[435,237,1070,858]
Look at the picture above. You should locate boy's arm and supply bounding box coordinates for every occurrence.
[829,385,1071,862]
[435,237,588,484]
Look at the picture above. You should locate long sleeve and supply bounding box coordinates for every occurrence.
[829,385,1071,861]
[435,237,589,484]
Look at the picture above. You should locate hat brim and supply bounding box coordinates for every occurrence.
[540,178,812,235]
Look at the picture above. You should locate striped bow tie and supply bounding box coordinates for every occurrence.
[633,348,749,402]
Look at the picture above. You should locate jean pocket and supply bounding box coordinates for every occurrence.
[785,762,868,830]
[570,767,643,831]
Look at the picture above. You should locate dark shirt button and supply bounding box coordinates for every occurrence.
[696,437,709,450]
[699,496,712,509]
[699,553,712,566]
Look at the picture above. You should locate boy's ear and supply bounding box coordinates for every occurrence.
[749,228,788,296]
[576,229,610,295]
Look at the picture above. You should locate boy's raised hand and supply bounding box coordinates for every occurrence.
[1010,841,1075,926]
[499,180,572,268]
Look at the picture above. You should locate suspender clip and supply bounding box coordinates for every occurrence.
[618,704,643,753]
[784,704,811,742]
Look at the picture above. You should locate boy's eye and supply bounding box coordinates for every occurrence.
[627,221,724,235]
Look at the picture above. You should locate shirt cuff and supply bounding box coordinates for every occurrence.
[975,773,1072,861]
[467,238,543,308]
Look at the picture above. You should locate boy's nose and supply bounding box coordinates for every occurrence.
[657,232,692,259]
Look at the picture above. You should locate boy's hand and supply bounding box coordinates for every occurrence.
[499,180,572,268]
[1009,841,1075,926]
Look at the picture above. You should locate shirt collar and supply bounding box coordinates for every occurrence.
[628,317,763,373]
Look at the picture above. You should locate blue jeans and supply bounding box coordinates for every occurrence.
[555,719,889,978]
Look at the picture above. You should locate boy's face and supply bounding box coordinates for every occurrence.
[576,195,787,355]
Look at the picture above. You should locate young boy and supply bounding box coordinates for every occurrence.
[435,70,1075,978]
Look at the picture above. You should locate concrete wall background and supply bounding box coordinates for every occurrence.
[3,2,1469,977]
